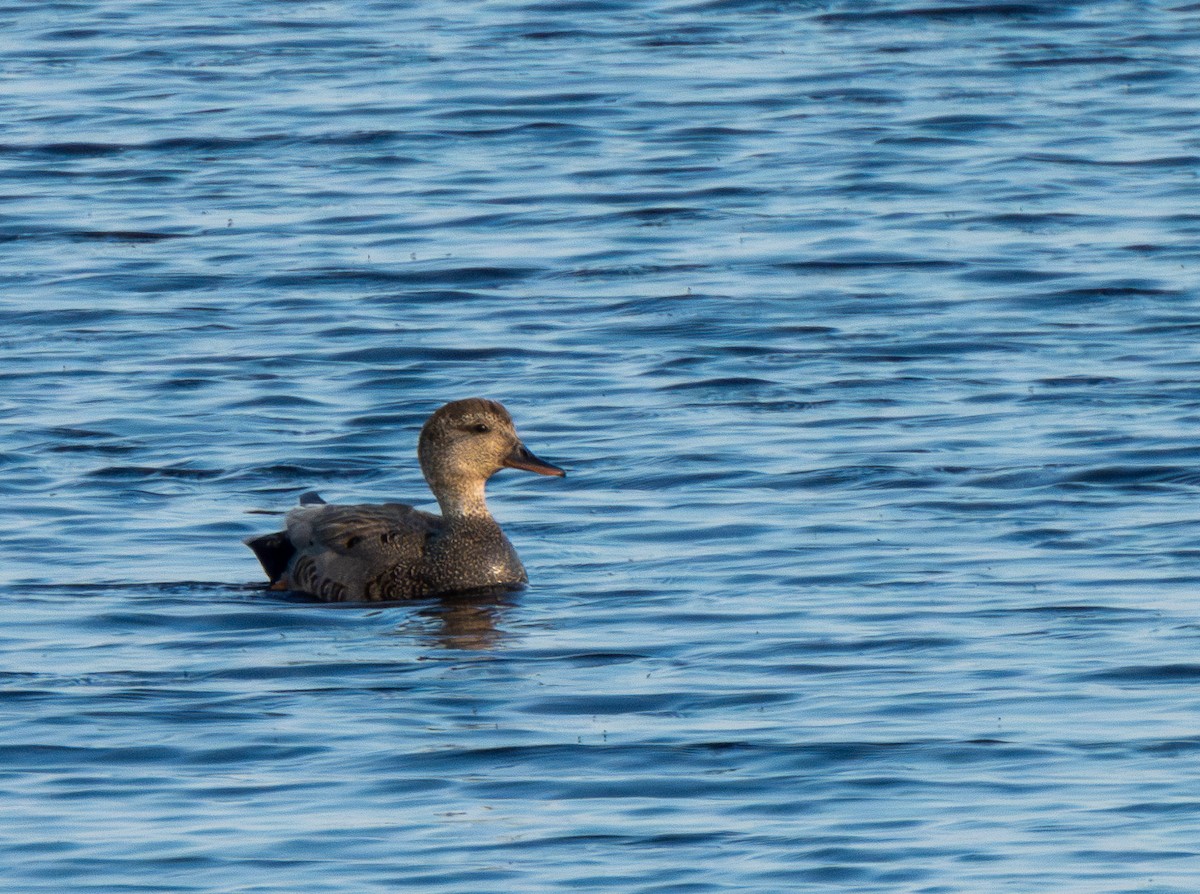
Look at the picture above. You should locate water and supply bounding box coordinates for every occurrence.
[3,0,1200,890]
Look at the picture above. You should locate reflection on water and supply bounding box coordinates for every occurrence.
[414,589,518,652]
[274,584,519,650]
[359,587,518,652]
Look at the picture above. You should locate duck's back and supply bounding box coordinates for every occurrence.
[283,501,442,601]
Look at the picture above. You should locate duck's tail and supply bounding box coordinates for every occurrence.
[244,532,295,585]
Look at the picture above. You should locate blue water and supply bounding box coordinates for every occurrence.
[4,1,1200,890]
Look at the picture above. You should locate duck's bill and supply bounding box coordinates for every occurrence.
[504,442,565,477]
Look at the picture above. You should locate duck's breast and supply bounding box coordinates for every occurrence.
[422,518,528,595]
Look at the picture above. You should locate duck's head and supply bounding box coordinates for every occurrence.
[418,399,563,511]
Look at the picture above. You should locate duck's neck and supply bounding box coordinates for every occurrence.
[433,478,493,522]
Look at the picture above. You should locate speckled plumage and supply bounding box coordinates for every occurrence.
[246,398,563,601]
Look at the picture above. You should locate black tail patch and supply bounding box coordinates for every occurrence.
[245,532,295,584]
[299,491,326,505]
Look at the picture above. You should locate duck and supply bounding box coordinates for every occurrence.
[245,398,564,601]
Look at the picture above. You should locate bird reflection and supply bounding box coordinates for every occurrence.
[413,585,519,651]
[275,583,519,650]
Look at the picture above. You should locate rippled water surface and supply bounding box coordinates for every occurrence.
[4,1,1200,890]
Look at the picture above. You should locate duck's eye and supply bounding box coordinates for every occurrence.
[471,423,491,434]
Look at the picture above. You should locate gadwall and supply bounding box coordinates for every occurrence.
[246,398,564,601]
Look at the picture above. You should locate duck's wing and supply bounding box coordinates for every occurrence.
[282,502,442,601]
[291,502,439,555]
